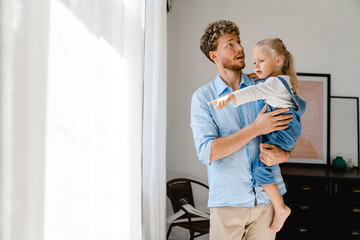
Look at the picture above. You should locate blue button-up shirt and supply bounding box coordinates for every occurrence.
[190,73,286,207]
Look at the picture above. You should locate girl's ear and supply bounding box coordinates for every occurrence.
[275,55,284,67]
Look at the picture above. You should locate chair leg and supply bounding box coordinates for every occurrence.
[189,229,195,240]
[166,224,173,240]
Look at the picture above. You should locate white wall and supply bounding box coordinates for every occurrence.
[166,0,360,239]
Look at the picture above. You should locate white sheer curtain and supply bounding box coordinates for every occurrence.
[0,0,50,239]
[44,0,144,239]
[142,0,167,240]
[0,0,144,239]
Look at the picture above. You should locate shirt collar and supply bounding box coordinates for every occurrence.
[240,73,254,89]
[213,73,254,97]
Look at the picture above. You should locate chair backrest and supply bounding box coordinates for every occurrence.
[167,178,195,213]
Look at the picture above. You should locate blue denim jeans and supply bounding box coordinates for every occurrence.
[252,77,306,186]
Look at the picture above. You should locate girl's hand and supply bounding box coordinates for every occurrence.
[247,72,260,81]
[208,93,235,109]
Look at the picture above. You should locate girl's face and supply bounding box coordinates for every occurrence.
[252,47,282,79]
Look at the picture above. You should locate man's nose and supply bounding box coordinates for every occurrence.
[236,44,243,52]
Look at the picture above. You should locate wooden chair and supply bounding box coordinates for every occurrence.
[166,178,209,240]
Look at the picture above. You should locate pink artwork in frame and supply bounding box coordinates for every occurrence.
[287,73,330,165]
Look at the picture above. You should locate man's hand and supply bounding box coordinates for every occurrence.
[259,143,289,166]
[251,105,293,136]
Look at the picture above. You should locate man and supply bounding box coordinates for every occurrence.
[190,20,293,240]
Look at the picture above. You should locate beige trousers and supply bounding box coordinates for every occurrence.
[210,203,276,240]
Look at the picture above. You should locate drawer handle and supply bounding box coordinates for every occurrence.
[299,204,310,210]
[352,231,360,236]
[352,187,360,193]
[352,207,360,213]
[297,227,308,233]
[301,185,312,191]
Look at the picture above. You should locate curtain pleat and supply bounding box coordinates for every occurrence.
[142,0,167,239]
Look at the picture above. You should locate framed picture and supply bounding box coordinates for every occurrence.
[286,73,330,165]
[330,96,359,167]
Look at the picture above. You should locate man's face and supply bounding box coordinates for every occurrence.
[212,34,245,71]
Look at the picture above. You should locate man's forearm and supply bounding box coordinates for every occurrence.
[283,148,294,163]
[282,147,294,163]
[209,123,258,162]
[209,105,293,163]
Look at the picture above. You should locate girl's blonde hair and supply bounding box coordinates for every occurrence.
[254,38,298,94]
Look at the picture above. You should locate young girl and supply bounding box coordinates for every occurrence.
[209,38,306,232]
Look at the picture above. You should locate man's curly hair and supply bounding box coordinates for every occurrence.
[200,20,240,63]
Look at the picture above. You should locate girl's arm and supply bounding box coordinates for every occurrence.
[209,78,280,109]
[231,82,275,106]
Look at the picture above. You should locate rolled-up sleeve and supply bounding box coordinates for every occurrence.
[190,90,219,165]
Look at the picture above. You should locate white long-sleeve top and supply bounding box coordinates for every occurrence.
[231,75,296,109]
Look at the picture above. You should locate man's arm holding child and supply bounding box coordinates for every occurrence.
[210,105,293,162]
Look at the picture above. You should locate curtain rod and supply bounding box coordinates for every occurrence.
[167,0,172,12]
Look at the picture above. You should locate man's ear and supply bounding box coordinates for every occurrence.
[209,51,217,62]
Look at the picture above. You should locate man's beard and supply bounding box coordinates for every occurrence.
[220,57,245,71]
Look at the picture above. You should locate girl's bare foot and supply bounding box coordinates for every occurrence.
[270,205,291,232]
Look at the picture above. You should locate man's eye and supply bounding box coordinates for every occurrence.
[260,60,265,62]
[228,43,232,47]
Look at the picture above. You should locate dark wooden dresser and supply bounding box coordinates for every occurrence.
[276,165,360,240]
